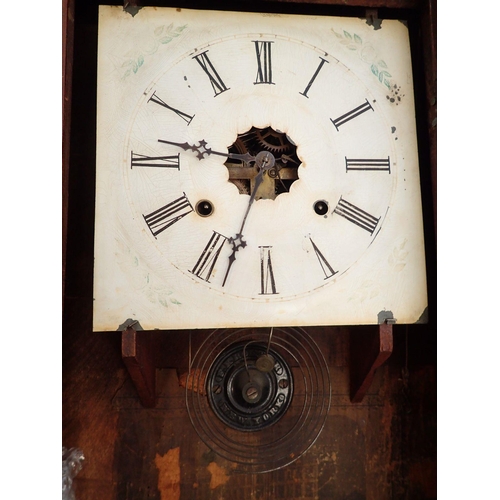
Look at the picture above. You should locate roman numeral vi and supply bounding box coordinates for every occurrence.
[259,246,278,295]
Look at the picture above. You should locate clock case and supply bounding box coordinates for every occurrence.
[63,0,436,405]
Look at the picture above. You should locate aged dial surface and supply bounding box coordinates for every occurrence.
[94,7,427,330]
[124,34,395,300]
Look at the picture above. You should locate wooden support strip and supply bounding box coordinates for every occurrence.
[121,328,156,408]
[350,323,393,403]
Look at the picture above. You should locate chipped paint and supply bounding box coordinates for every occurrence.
[155,448,181,500]
[386,84,405,105]
[206,461,230,489]
[178,369,207,395]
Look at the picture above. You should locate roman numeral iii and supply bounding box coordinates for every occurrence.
[131,152,180,170]
[253,41,274,85]
[143,193,193,237]
[193,50,229,97]
[345,156,391,173]
[190,231,228,282]
[333,197,380,235]
[331,99,373,130]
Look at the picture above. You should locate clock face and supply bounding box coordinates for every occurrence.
[94,7,428,331]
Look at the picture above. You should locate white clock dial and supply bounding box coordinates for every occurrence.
[94,7,427,330]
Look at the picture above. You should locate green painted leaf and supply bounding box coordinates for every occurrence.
[160,36,172,44]
[378,60,388,68]
[154,26,164,36]
[122,59,134,67]
[170,298,181,305]
[379,71,392,81]
[137,54,144,67]
[354,34,362,44]
[332,30,343,39]
[343,30,352,40]
[175,25,187,33]
[371,64,379,77]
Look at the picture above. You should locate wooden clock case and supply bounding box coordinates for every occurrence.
[62,0,435,491]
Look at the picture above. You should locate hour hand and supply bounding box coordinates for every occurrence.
[158,138,255,163]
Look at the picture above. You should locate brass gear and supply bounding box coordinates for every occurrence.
[255,127,293,154]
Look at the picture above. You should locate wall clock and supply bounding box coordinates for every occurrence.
[93,5,428,331]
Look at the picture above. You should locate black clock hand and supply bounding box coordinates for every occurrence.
[222,168,264,287]
[158,138,255,163]
[222,151,275,287]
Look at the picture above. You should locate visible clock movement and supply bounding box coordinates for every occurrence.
[93,6,427,331]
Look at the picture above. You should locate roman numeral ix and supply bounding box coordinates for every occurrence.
[131,152,180,170]
[190,231,228,282]
[333,197,380,235]
[193,50,229,97]
[143,193,193,237]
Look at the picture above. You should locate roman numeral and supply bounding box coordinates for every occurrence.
[143,193,193,238]
[333,197,380,235]
[259,246,278,295]
[331,99,373,130]
[309,237,337,279]
[131,152,180,170]
[253,41,274,85]
[193,50,229,97]
[345,156,391,173]
[148,92,194,124]
[190,231,228,282]
[300,57,329,98]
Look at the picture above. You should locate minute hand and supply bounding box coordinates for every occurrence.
[221,150,277,287]
[158,138,255,163]
[222,168,265,287]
